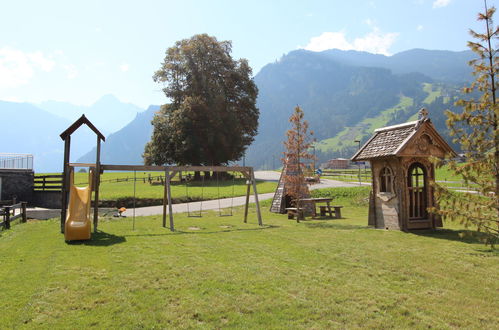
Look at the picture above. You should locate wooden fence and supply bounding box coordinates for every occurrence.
[0,201,27,230]
[34,175,63,191]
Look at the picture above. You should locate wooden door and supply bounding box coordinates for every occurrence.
[408,164,427,221]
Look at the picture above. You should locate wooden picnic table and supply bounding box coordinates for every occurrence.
[300,198,342,218]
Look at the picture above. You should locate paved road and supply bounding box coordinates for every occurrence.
[123,170,363,217]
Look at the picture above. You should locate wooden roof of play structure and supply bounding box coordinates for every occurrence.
[60,114,105,141]
[351,110,456,161]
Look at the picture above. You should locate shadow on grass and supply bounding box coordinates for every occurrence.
[304,222,368,230]
[66,231,127,246]
[411,228,498,248]
[124,224,280,237]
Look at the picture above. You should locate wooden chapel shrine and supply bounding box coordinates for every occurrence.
[351,109,456,230]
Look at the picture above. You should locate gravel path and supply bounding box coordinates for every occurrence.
[122,170,364,217]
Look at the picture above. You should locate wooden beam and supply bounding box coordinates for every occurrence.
[101,164,166,172]
[167,165,252,173]
[60,136,71,233]
[243,181,251,223]
[250,169,263,226]
[166,171,174,231]
[68,163,97,168]
[93,137,101,233]
[162,169,168,228]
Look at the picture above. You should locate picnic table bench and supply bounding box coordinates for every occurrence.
[301,198,343,219]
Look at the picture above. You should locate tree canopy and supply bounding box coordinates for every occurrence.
[433,2,499,247]
[144,34,259,166]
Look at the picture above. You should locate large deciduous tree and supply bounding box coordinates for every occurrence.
[433,2,499,247]
[143,34,259,167]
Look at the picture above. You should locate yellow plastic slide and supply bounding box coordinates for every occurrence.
[64,168,94,241]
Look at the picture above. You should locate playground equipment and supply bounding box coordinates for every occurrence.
[59,115,263,240]
[64,168,93,241]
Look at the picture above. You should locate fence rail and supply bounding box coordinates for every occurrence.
[34,175,63,191]
[0,153,33,170]
[0,201,27,230]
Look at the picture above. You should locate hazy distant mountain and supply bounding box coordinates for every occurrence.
[71,49,471,170]
[0,101,97,172]
[318,48,474,83]
[244,48,469,168]
[23,48,471,171]
[77,105,160,165]
[37,94,144,134]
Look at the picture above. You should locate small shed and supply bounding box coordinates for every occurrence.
[351,109,456,230]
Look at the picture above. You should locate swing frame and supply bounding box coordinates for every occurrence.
[63,164,264,232]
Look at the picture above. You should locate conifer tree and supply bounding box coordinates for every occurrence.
[283,106,315,219]
[433,1,499,247]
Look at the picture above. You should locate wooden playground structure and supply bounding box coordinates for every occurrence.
[59,115,263,238]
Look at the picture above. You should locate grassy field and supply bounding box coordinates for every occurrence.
[38,171,277,202]
[321,166,474,189]
[1,188,497,328]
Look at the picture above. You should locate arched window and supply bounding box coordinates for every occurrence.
[407,163,427,219]
[379,167,393,193]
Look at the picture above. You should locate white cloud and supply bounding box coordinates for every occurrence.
[0,47,55,88]
[303,26,399,56]
[120,63,130,72]
[433,0,451,8]
[417,25,424,31]
[63,64,78,79]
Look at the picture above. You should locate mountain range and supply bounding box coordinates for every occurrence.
[0,96,147,172]
[37,94,143,134]
[1,48,475,172]
[245,48,472,168]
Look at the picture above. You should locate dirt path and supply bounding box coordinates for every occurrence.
[122,171,364,217]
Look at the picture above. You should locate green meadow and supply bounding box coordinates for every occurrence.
[1,187,497,328]
[37,171,277,204]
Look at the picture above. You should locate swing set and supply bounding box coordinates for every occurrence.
[59,115,263,239]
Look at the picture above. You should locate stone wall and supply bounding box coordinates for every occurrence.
[32,191,62,209]
[0,169,34,203]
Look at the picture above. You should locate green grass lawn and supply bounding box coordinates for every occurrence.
[38,171,277,202]
[1,188,497,328]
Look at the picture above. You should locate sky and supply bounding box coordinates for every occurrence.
[0,0,496,108]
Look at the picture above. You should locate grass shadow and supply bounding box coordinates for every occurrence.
[304,222,368,230]
[66,231,127,246]
[411,228,498,248]
[124,224,280,237]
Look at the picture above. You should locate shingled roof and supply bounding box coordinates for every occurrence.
[351,121,418,161]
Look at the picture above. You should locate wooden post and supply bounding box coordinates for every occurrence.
[243,181,251,223]
[4,206,10,229]
[93,137,101,233]
[21,202,27,223]
[250,169,263,226]
[60,136,71,233]
[162,169,168,228]
[166,170,174,231]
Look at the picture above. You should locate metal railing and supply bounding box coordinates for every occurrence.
[0,154,33,170]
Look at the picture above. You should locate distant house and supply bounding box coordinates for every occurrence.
[351,109,456,231]
[325,158,350,169]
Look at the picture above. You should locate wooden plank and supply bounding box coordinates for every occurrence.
[168,166,253,173]
[94,137,101,233]
[61,137,70,233]
[68,163,97,168]
[4,206,10,229]
[162,170,168,228]
[21,202,27,223]
[166,171,174,231]
[243,182,251,223]
[250,169,263,226]
[101,164,166,172]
